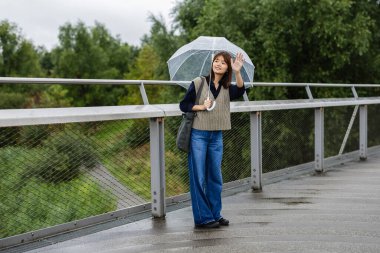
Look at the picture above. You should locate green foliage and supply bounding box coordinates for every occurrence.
[138,15,188,104]
[124,119,150,148]
[261,110,314,172]
[1,124,52,149]
[174,0,380,85]
[0,127,18,147]
[324,106,360,157]
[165,150,189,195]
[222,113,251,181]
[125,45,160,80]
[19,125,51,147]
[125,45,170,104]
[172,0,380,168]
[29,131,99,183]
[164,117,189,192]
[38,47,54,76]
[142,15,182,80]
[0,91,27,109]
[37,84,73,108]
[53,21,136,79]
[0,146,116,238]
[172,0,205,39]
[0,20,43,77]
[0,20,48,110]
[1,2,380,239]
[49,21,136,106]
[104,144,151,200]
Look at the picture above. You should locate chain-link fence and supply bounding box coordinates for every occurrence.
[1,104,379,242]
[164,116,190,197]
[368,104,380,147]
[0,112,254,240]
[261,109,314,173]
[0,119,151,239]
[324,106,360,157]
[163,112,251,198]
[222,113,251,182]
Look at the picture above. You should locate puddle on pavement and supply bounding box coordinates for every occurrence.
[262,197,312,205]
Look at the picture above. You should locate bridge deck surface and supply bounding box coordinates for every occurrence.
[19,155,380,253]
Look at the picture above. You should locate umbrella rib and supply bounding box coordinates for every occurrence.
[199,51,212,77]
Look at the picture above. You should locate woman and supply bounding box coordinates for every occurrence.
[179,51,246,228]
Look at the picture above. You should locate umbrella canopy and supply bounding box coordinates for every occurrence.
[167,36,254,88]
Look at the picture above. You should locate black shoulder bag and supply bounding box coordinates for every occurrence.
[176,77,205,153]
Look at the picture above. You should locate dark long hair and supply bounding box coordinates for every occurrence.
[205,51,232,89]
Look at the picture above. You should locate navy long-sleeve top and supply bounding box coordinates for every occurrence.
[179,79,246,112]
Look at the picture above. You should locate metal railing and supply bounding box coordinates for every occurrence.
[1,77,380,249]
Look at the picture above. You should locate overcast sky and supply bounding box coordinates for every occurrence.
[0,0,176,50]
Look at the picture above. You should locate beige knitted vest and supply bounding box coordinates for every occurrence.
[192,77,231,131]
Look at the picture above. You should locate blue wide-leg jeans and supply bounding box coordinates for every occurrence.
[188,128,223,225]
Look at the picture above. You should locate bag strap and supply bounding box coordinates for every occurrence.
[195,77,205,105]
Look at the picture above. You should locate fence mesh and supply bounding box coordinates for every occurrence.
[164,116,190,197]
[261,109,314,173]
[368,104,380,147]
[324,106,359,157]
[1,104,379,240]
[0,119,150,238]
[164,113,251,199]
[222,113,251,182]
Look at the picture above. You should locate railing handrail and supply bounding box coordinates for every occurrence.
[1,77,380,88]
[1,79,379,248]
[2,97,380,127]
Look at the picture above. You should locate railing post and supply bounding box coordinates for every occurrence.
[150,117,166,217]
[251,111,262,191]
[139,82,149,105]
[305,85,313,100]
[315,107,324,172]
[359,105,368,160]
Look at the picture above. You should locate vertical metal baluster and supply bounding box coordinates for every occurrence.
[315,108,324,172]
[251,111,262,191]
[150,117,166,217]
[359,105,368,160]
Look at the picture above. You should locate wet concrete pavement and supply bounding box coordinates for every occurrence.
[16,155,380,252]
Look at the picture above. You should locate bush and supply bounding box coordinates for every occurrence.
[19,125,51,147]
[124,119,149,148]
[30,131,99,183]
[0,127,20,147]
[0,92,28,109]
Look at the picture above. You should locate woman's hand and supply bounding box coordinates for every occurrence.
[192,98,212,111]
[203,98,212,110]
[231,52,244,73]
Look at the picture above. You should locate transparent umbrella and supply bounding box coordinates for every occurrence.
[167,36,255,89]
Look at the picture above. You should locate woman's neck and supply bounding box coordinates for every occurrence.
[213,74,223,85]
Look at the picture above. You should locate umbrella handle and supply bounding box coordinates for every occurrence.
[206,100,216,111]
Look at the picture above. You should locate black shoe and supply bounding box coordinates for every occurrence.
[218,218,229,226]
[195,221,220,229]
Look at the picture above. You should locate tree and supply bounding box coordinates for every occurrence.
[138,14,186,104]
[0,20,42,77]
[51,21,138,106]
[141,14,182,80]
[171,0,380,174]
[178,0,380,86]
[172,0,206,41]
[0,20,44,111]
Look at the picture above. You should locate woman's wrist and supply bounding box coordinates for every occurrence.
[192,105,207,111]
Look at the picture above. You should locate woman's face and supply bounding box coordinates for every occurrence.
[212,55,228,75]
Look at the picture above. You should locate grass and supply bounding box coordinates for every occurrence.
[0,146,117,238]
